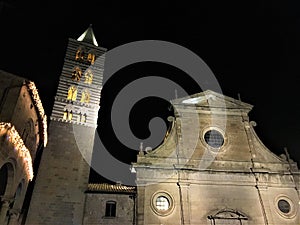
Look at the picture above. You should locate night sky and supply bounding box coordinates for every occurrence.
[0,0,300,181]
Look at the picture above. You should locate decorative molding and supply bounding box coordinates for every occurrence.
[0,122,34,181]
[26,81,48,147]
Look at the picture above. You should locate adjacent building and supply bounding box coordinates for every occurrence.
[0,70,47,224]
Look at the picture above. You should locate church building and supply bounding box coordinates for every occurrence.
[0,70,47,224]
[0,26,299,225]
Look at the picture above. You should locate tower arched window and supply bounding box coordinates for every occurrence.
[71,67,82,81]
[67,86,78,101]
[63,110,73,121]
[78,112,87,123]
[87,50,96,65]
[84,69,93,84]
[21,119,36,154]
[105,201,116,217]
[80,89,90,103]
[75,46,85,61]
[63,104,74,121]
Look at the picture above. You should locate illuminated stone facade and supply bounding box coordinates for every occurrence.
[1,27,299,225]
[133,91,300,225]
[0,70,46,224]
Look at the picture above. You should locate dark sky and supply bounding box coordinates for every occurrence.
[0,0,300,178]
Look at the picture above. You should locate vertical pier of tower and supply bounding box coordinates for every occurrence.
[25,26,106,225]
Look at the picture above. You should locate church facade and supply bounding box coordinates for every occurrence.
[0,26,299,225]
[133,91,300,225]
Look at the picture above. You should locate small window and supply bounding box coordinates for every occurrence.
[204,129,224,148]
[75,47,85,61]
[78,113,86,123]
[156,196,170,211]
[84,69,93,84]
[63,111,73,121]
[80,89,90,103]
[87,51,96,64]
[151,191,174,216]
[105,201,116,217]
[278,199,291,214]
[67,86,77,101]
[275,196,296,218]
[71,67,82,81]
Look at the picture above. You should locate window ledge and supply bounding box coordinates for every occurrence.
[102,216,116,219]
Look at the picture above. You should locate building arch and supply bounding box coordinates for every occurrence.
[77,108,88,123]
[10,179,26,210]
[0,162,14,200]
[80,89,90,103]
[87,49,96,65]
[63,104,74,121]
[21,118,36,155]
[84,69,93,84]
[208,208,248,225]
[67,85,78,101]
[71,67,82,81]
[75,46,86,61]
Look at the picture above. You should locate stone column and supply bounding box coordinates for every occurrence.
[136,185,145,225]
[0,200,10,224]
[178,182,191,225]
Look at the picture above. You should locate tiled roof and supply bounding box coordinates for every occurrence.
[87,183,136,194]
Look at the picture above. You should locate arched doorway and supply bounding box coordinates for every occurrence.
[0,165,8,198]
[0,163,14,200]
[0,163,14,224]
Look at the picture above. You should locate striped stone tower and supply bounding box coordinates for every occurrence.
[25,25,106,225]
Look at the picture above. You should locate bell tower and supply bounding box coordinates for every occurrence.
[25,25,106,225]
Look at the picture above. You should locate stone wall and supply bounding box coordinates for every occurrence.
[25,122,96,225]
[83,193,135,225]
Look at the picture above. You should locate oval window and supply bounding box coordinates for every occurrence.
[278,199,291,214]
[204,129,224,148]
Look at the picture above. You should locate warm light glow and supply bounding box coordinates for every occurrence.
[63,111,68,120]
[84,70,93,84]
[72,67,82,81]
[68,111,73,120]
[80,89,90,103]
[87,53,95,64]
[67,86,78,101]
[75,48,84,61]
[27,81,48,147]
[0,122,34,181]
[79,113,86,123]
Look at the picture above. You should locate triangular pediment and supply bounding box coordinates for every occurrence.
[171,90,253,112]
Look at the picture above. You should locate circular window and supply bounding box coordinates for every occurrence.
[278,199,291,214]
[204,129,224,148]
[275,196,297,219]
[151,191,174,216]
[155,196,170,211]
